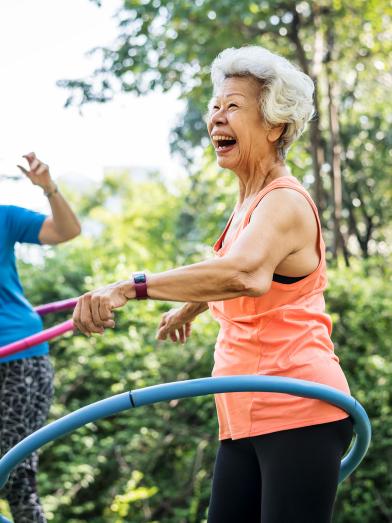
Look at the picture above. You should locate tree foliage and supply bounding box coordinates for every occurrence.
[59,0,392,260]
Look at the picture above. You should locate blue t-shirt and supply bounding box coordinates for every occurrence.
[0,205,48,362]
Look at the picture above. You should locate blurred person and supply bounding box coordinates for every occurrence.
[0,153,81,523]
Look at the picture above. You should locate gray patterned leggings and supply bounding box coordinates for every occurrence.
[0,356,54,523]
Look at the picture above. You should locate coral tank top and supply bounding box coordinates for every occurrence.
[208,176,350,440]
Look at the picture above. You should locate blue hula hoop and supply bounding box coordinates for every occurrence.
[0,376,371,522]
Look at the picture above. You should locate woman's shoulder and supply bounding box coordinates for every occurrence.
[0,204,26,217]
[0,205,46,245]
[0,205,27,227]
[0,205,12,223]
[247,177,314,219]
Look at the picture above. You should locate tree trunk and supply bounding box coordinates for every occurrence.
[309,6,327,213]
[325,17,347,261]
[289,8,326,214]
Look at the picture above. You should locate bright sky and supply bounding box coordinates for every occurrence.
[0,0,186,210]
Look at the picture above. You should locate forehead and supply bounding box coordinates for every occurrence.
[213,76,262,101]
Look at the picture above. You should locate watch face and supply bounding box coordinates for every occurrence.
[134,272,146,284]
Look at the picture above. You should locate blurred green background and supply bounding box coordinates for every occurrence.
[1,1,391,521]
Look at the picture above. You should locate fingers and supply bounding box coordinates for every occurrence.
[100,296,115,324]
[156,324,168,341]
[156,321,174,342]
[156,314,168,340]
[17,164,28,175]
[36,163,49,176]
[169,330,178,343]
[156,323,188,344]
[72,299,82,333]
[23,152,40,171]
[156,309,194,344]
[177,325,185,344]
[156,313,175,341]
[73,294,115,336]
[20,152,50,181]
[23,152,36,164]
[90,296,105,334]
[80,295,102,335]
[93,295,115,329]
[73,297,92,336]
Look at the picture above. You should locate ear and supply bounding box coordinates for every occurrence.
[267,125,285,144]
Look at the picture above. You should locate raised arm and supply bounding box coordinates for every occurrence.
[18,152,81,245]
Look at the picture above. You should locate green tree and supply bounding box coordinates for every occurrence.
[327,263,392,522]
[59,0,391,261]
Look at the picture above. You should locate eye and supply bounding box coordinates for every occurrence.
[228,103,238,109]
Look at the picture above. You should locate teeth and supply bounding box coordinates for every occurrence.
[212,135,235,141]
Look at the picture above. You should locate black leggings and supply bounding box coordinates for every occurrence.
[0,356,54,523]
[208,418,353,523]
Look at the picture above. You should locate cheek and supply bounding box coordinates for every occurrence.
[237,133,253,155]
[238,127,266,153]
[230,115,252,146]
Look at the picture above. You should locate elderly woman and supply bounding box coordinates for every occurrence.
[73,46,352,523]
[0,153,81,523]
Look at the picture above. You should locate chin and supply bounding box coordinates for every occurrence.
[216,156,237,170]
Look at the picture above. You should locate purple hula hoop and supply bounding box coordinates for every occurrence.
[34,297,78,316]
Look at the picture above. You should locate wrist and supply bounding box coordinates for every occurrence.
[118,280,136,300]
[42,182,58,198]
[180,303,199,322]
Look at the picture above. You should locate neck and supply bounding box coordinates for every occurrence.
[235,156,288,204]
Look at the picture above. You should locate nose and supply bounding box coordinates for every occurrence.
[210,107,228,127]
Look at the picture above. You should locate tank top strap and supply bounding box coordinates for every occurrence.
[243,176,325,264]
[213,209,235,252]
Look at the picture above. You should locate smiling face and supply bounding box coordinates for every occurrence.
[207,76,279,174]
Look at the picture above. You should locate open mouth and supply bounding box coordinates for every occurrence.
[212,135,237,152]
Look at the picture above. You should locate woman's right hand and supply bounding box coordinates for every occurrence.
[17,152,55,192]
[156,307,193,344]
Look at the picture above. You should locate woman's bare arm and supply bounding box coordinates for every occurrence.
[73,188,314,335]
[18,152,81,244]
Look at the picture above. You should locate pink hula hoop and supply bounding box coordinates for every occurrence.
[0,298,77,359]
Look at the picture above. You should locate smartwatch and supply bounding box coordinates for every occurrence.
[133,272,148,300]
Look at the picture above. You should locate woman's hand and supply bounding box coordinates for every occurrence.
[17,152,55,193]
[156,308,193,344]
[156,302,208,343]
[73,281,134,336]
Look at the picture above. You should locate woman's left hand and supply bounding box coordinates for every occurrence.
[156,307,193,344]
[73,281,134,336]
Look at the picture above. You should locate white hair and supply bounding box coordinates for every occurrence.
[210,46,315,158]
